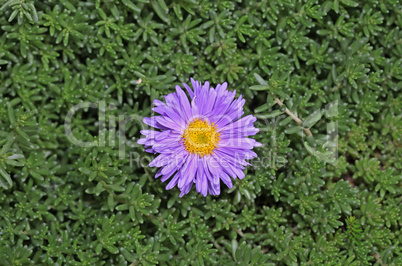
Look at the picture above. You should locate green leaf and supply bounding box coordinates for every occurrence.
[107,194,114,211]
[253,73,268,85]
[0,165,12,188]
[104,244,119,254]
[284,126,301,134]
[16,127,30,142]
[255,110,284,119]
[121,0,140,12]
[151,0,169,24]
[0,134,15,155]
[30,170,44,181]
[8,104,16,126]
[302,109,323,128]
[231,239,238,259]
[249,85,269,91]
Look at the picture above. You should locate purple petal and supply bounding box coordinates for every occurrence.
[166,172,181,190]
[208,180,220,195]
[183,82,194,99]
[196,166,207,197]
[220,171,233,188]
[219,138,256,149]
[176,85,192,121]
[153,99,165,107]
[178,154,197,189]
[179,182,193,197]
[143,117,168,130]
[137,138,147,145]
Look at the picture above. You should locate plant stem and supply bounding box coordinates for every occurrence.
[273,97,313,137]
[234,228,245,237]
[373,252,384,266]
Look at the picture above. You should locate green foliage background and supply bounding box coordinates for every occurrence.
[0,0,401,264]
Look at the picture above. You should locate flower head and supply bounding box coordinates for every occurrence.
[138,78,261,197]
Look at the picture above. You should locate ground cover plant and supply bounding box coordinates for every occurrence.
[0,0,401,265]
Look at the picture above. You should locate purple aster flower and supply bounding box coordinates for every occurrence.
[138,78,261,197]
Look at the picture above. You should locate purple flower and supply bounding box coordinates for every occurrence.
[138,78,261,197]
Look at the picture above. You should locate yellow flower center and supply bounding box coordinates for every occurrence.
[182,118,220,156]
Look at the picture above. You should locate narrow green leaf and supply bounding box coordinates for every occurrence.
[0,134,15,155]
[8,104,16,126]
[253,73,268,85]
[255,103,271,113]
[302,110,323,128]
[279,116,293,126]
[151,0,169,24]
[121,0,140,13]
[78,167,93,176]
[284,126,301,134]
[30,170,44,181]
[16,127,30,142]
[157,0,168,12]
[116,204,128,211]
[0,165,12,188]
[255,110,283,119]
[95,182,103,196]
[61,0,76,12]
[107,185,125,192]
[249,85,269,91]
[107,194,114,211]
[0,0,18,12]
[231,239,238,260]
[121,248,135,262]
[5,159,24,167]
[8,9,19,22]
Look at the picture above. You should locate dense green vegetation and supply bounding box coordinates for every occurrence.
[0,0,401,264]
